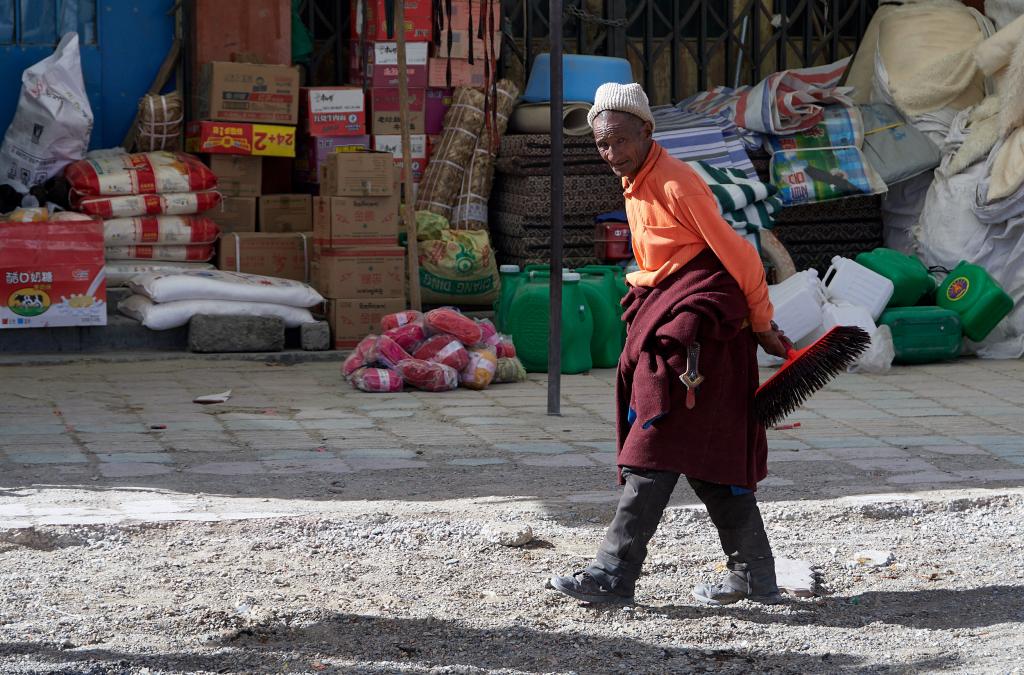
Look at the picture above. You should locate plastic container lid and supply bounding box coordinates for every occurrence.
[499,265,521,273]
[563,272,581,282]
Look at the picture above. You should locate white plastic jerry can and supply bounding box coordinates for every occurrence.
[823,256,895,321]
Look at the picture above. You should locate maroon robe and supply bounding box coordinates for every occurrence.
[615,249,768,489]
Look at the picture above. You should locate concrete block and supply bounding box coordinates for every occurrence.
[188,315,285,353]
[301,321,330,351]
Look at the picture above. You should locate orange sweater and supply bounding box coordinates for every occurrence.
[623,142,774,332]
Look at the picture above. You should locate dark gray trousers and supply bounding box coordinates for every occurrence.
[585,467,774,595]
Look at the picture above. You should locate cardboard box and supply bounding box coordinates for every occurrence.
[259,194,313,233]
[350,42,429,88]
[296,135,372,184]
[313,246,405,299]
[431,30,502,60]
[320,151,396,197]
[373,134,428,182]
[198,62,300,125]
[209,155,262,197]
[302,87,366,136]
[189,0,291,107]
[314,195,399,247]
[425,88,453,135]
[211,196,258,234]
[428,57,486,88]
[350,0,432,41]
[1,221,106,329]
[218,232,313,282]
[449,0,501,27]
[370,88,426,134]
[328,297,407,349]
[186,121,297,157]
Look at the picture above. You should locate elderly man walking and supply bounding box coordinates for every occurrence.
[549,83,791,606]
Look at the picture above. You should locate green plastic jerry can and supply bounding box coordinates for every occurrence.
[578,269,625,368]
[494,265,522,333]
[505,271,594,374]
[935,261,1014,342]
[879,306,963,364]
[579,264,629,346]
[855,248,936,308]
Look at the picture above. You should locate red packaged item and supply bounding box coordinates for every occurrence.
[385,323,427,352]
[65,152,218,197]
[381,310,423,332]
[77,191,222,218]
[351,367,404,393]
[342,334,380,378]
[424,307,482,346]
[396,358,459,392]
[496,334,517,358]
[413,334,470,371]
[477,318,500,347]
[375,334,413,369]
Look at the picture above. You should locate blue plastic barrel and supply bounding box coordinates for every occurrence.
[521,54,635,103]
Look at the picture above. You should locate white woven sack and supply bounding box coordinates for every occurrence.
[119,295,316,330]
[105,261,214,287]
[127,270,324,307]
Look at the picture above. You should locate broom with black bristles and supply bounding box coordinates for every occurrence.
[755,325,872,428]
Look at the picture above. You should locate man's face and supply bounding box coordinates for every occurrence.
[592,111,653,181]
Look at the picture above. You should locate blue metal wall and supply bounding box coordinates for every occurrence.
[0,1,174,150]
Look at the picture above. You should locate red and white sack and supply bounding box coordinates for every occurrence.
[105,244,215,262]
[384,323,427,352]
[381,310,423,332]
[343,335,380,379]
[351,367,404,393]
[424,307,482,345]
[477,318,501,348]
[78,191,221,218]
[103,215,220,246]
[65,151,218,197]
[413,334,470,371]
[375,334,413,369]
[396,358,459,392]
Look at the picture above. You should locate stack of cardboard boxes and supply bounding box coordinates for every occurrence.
[313,151,408,349]
[350,1,435,189]
[427,1,500,90]
[294,87,372,188]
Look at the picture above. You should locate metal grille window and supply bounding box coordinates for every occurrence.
[0,0,98,46]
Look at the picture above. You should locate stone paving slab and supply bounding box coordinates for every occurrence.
[0,358,1023,526]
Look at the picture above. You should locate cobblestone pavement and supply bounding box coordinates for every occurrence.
[2,357,1023,526]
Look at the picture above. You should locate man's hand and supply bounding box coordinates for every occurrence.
[755,321,792,359]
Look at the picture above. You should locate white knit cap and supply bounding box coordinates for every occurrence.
[587,82,655,131]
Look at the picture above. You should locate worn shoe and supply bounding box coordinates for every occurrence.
[692,569,784,606]
[548,571,634,604]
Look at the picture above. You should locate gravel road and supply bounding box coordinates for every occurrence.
[2,488,1023,674]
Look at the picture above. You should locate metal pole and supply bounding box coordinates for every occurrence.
[547,0,564,417]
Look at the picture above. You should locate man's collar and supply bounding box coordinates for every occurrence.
[622,142,661,196]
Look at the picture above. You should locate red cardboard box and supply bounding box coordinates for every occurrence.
[370,88,426,134]
[373,134,428,182]
[351,0,432,41]
[186,121,296,158]
[425,88,453,134]
[0,220,106,329]
[350,42,429,88]
[428,57,486,88]
[302,87,366,136]
[296,135,371,184]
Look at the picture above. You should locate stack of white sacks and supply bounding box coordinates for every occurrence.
[759,256,896,373]
[118,270,323,330]
[63,151,224,285]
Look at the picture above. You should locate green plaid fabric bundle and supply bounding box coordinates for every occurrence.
[688,160,783,233]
